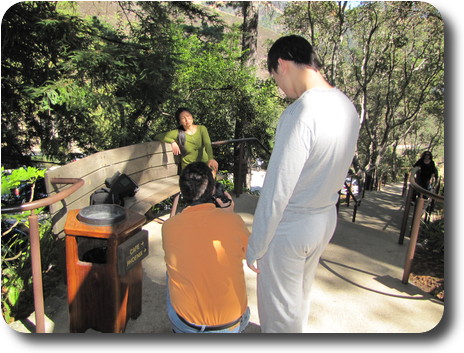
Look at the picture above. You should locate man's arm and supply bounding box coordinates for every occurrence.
[246,112,312,270]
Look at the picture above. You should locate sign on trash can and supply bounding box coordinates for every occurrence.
[117,229,149,275]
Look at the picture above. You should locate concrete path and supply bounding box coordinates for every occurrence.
[7,184,444,333]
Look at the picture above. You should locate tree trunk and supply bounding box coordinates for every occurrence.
[232,2,259,193]
[240,2,259,68]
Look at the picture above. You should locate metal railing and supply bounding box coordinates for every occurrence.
[1,178,84,333]
[399,167,444,284]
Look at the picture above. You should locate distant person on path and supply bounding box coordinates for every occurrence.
[413,151,438,192]
[155,107,219,172]
[162,162,250,333]
[246,35,360,333]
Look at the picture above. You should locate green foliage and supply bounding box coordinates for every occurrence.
[1,214,54,323]
[1,1,444,180]
[157,26,281,168]
[2,1,281,168]
[217,170,234,193]
[419,217,444,254]
[1,167,55,322]
[1,167,45,196]
[1,1,89,166]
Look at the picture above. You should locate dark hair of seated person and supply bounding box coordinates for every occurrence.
[179,162,215,205]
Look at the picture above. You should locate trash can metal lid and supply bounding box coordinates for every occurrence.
[77,204,126,226]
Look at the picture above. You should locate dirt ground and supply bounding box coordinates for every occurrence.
[410,246,444,301]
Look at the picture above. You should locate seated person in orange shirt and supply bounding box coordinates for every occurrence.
[162,161,251,333]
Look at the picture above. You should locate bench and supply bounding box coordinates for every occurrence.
[45,141,180,239]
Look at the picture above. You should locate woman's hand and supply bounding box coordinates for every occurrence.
[207,159,219,173]
[171,141,181,155]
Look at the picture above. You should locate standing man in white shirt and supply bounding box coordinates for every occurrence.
[246,35,360,333]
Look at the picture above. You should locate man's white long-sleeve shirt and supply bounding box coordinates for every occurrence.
[246,88,360,264]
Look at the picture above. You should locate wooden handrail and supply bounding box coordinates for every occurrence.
[399,167,444,284]
[409,167,444,202]
[2,178,84,213]
[1,177,84,333]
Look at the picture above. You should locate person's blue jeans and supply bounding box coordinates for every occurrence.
[166,277,250,333]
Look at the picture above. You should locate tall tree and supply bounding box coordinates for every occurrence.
[240,1,259,68]
[281,1,444,182]
[2,1,180,162]
[1,1,90,165]
[348,2,444,181]
[281,1,350,86]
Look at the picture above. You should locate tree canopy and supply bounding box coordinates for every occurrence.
[1,1,444,182]
[1,1,281,167]
[281,1,444,181]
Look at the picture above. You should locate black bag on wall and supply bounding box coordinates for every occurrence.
[90,187,121,205]
[90,172,138,206]
[105,171,139,198]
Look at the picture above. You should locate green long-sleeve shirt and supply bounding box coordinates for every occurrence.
[155,125,214,170]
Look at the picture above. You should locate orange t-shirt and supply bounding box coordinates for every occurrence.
[162,203,250,326]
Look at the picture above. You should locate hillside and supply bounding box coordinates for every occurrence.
[69,1,282,77]
[207,5,281,76]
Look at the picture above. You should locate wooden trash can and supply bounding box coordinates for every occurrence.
[64,205,148,333]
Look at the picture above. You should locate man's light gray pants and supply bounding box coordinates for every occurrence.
[256,207,337,333]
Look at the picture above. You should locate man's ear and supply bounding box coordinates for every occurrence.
[277,58,288,73]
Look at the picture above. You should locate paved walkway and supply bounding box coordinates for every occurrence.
[8,184,444,333]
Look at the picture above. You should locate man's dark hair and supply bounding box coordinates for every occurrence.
[267,35,322,73]
[180,162,215,205]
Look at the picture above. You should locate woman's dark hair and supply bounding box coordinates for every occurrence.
[420,151,433,160]
[179,162,214,205]
[267,35,322,73]
[174,107,191,154]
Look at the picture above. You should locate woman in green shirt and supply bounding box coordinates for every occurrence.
[155,108,219,172]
